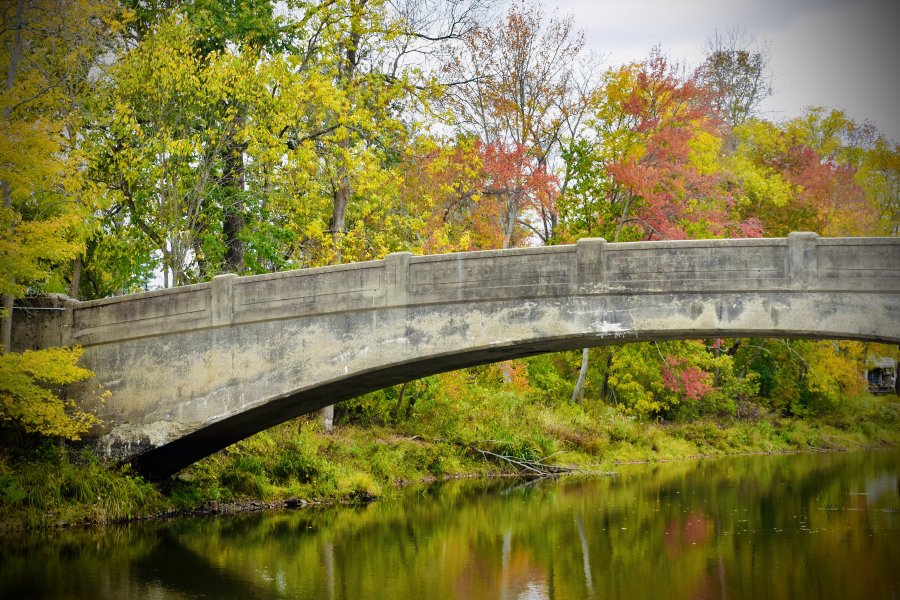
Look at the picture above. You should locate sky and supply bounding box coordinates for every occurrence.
[551,0,900,142]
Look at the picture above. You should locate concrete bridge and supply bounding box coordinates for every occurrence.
[12,233,900,478]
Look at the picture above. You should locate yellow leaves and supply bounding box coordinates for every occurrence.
[857,137,900,236]
[608,343,672,417]
[732,119,789,164]
[12,347,93,384]
[727,154,793,209]
[303,220,328,243]
[804,341,867,401]
[0,347,99,440]
[0,118,65,202]
[0,207,83,297]
[112,15,208,116]
[0,0,116,300]
[96,0,135,34]
[687,129,723,176]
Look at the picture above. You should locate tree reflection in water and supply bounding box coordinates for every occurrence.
[1,450,898,599]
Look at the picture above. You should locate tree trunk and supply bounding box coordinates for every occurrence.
[69,255,82,299]
[330,176,350,262]
[0,294,12,353]
[571,347,589,404]
[5,0,24,95]
[330,136,351,247]
[600,350,613,402]
[1,0,25,354]
[223,204,244,273]
[318,167,351,432]
[502,188,521,250]
[895,351,899,396]
[498,188,523,384]
[222,122,246,274]
[392,381,410,422]
[319,144,352,431]
[1,181,12,353]
[319,19,362,432]
[574,224,625,397]
[319,404,334,433]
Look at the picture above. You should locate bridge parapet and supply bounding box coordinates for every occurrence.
[32,233,896,348]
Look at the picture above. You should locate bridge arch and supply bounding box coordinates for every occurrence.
[12,233,900,477]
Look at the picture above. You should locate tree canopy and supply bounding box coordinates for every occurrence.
[1,0,897,437]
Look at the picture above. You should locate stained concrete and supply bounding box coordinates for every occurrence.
[11,233,900,477]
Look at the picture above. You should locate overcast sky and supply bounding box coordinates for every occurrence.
[551,0,900,142]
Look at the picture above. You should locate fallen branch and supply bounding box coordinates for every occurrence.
[473,448,610,477]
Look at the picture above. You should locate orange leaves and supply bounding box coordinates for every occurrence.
[398,136,560,252]
[597,49,736,240]
[733,111,882,238]
[480,142,558,212]
[445,2,588,246]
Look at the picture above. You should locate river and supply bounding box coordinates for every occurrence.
[2,450,898,599]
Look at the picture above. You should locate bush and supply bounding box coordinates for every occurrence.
[272,444,325,484]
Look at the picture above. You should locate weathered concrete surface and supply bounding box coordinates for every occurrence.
[11,233,900,478]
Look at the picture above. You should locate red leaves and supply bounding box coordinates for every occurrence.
[785,149,874,236]
[752,133,876,237]
[600,49,746,241]
[481,141,557,203]
[661,356,714,401]
[477,139,559,248]
[401,136,560,251]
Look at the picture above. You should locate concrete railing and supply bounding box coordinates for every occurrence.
[15,233,899,350]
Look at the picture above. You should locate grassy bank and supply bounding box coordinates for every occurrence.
[2,380,898,532]
[161,391,899,509]
[0,442,163,531]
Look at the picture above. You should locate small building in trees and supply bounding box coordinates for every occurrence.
[866,357,897,395]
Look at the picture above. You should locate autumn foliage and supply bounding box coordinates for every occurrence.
[1,0,897,436]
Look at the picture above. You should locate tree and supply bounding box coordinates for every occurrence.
[280,0,484,429]
[89,0,484,430]
[730,108,880,237]
[447,0,588,248]
[605,340,757,419]
[697,28,772,130]
[560,48,767,404]
[91,15,264,287]
[395,134,483,252]
[0,0,120,438]
[1,0,123,343]
[0,347,98,439]
[267,0,484,268]
[860,137,900,236]
[440,1,592,386]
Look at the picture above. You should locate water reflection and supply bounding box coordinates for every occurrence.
[1,451,898,599]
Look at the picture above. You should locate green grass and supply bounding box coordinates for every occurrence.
[3,389,898,531]
[0,443,164,531]
[161,392,899,512]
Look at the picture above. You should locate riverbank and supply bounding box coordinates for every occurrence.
[5,450,898,599]
[2,391,898,532]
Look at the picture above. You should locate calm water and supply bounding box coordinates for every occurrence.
[2,451,898,599]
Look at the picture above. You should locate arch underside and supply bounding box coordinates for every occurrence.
[118,290,898,478]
